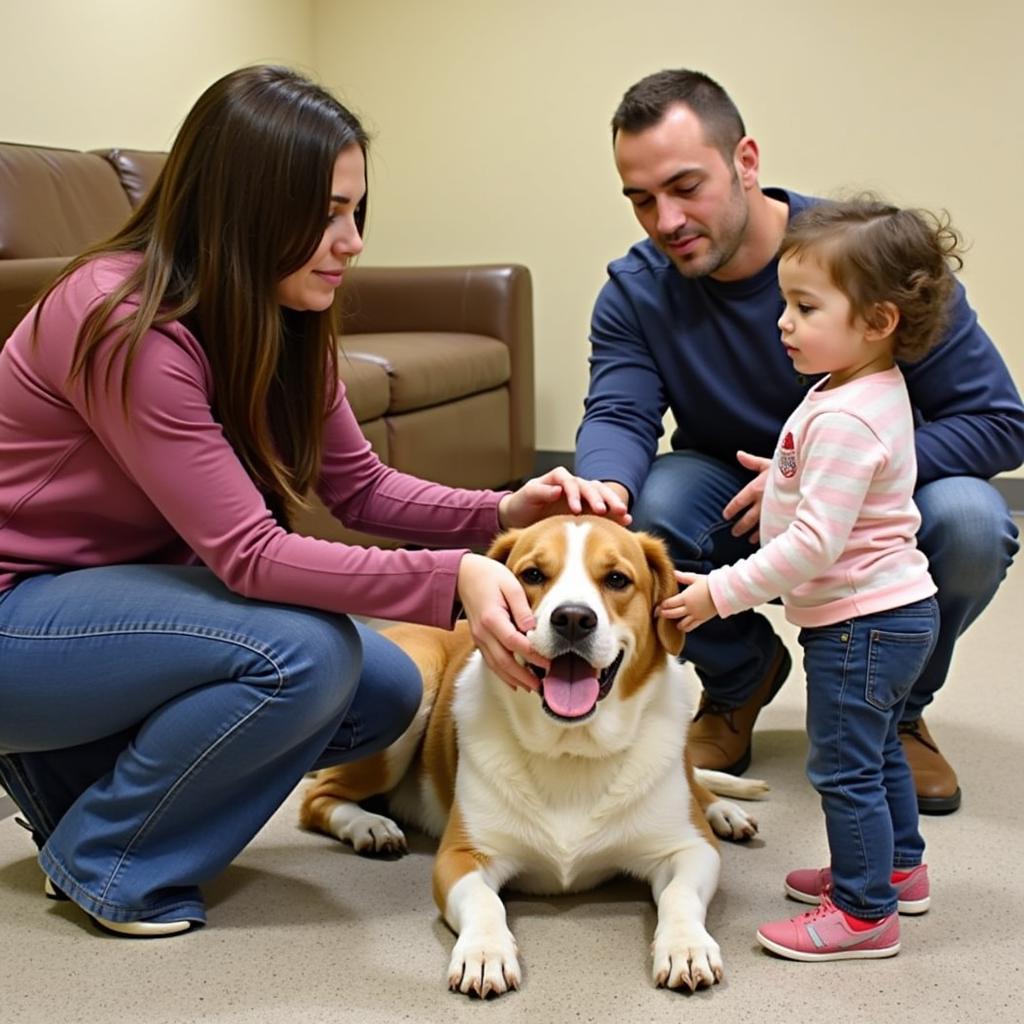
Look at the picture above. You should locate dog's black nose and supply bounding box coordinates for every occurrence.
[550,603,597,642]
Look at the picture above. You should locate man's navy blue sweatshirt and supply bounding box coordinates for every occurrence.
[576,189,1024,500]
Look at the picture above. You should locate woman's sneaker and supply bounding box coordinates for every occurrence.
[43,875,69,901]
[757,896,900,962]
[90,915,195,938]
[785,863,930,914]
[44,874,195,937]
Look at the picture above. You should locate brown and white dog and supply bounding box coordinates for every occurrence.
[301,515,766,996]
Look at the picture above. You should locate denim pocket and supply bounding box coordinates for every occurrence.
[864,629,934,711]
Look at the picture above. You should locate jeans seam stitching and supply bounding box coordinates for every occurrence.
[834,621,870,908]
[0,754,56,835]
[0,623,280,657]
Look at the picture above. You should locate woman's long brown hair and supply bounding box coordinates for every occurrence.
[34,65,368,511]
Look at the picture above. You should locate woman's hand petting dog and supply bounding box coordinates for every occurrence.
[456,552,546,692]
[498,467,631,529]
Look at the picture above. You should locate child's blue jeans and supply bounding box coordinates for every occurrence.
[798,596,939,919]
[0,564,422,925]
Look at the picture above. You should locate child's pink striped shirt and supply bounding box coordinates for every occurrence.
[707,368,936,628]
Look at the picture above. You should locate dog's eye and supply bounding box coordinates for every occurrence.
[520,567,546,586]
[604,571,631,591]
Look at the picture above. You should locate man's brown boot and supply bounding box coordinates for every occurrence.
[898,718,961,814]
[688,640,792,775]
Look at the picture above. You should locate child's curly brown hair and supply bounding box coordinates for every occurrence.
[780,196,964,363]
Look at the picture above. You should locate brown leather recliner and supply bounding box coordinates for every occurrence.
[0,142,535,546]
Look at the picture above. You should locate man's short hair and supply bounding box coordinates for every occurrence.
[612,69,746,161]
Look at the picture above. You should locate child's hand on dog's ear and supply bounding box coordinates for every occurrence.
[658,571,719,633]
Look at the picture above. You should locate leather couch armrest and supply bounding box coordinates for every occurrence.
[0,256,71,344]
[92,149,168,209]
[337,264,535,482]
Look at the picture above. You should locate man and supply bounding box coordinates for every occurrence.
[575,69,1024,814]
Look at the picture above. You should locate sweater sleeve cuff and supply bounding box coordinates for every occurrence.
[433,549,467,629]
[707,568,740,620]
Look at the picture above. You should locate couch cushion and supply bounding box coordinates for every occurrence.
[94,149,167,209]
[336,351,390,422]
[0,143,132,258]
[343,332,509,413]
[386,389,511,488]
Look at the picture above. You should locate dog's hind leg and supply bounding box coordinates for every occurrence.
[300,627,447,854]
[300,744,418,855]
[686,751,762,841]
[300,725,427,856]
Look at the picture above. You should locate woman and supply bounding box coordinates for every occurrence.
[0,65,627,937]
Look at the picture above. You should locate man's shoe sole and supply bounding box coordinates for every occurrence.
[918,787,962,815]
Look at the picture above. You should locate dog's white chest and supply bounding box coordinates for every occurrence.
[448,565,703,897]
[457,742,692,894]
[509,805,631,892]
[471,795,625,891]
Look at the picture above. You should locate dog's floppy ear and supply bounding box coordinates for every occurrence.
[486,528,522,565]
[638,531,684,658]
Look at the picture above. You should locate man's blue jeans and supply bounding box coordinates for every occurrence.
[0,565,422,925]
[800,597,938,918]
[631,450,1018,716]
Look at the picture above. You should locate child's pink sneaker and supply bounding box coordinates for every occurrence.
[757,896,900,962]
[784,863,930,914]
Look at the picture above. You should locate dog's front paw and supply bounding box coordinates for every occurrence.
[651,927,723,991]
[705,798,758,841]
[327,805,407,855]
[448,928,521,998]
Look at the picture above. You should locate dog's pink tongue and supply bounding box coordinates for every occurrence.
[543,654,600,718]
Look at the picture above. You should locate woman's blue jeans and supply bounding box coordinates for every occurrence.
[799,597,939,918]
[631,450,1018,717]
[0,565,422,925]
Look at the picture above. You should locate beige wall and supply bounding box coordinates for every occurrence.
[315,0,1024,478]
[1,1,1021,477]
[0,0,315,149]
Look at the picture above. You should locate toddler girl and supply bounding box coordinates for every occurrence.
[661,197,963,961]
